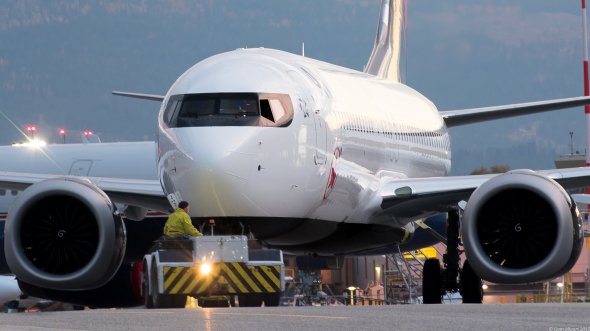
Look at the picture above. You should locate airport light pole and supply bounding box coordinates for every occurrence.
[26,125,36,139]
[59,128,66,144]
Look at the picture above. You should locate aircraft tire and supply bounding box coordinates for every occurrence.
[422,258,442,304]
[460,260,483,304]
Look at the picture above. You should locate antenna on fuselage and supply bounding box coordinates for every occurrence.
[302,42,305,57]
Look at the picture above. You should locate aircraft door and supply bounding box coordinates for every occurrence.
[69,160,93,176]
[313,110,327,165]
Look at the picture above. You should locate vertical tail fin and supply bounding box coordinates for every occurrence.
[364,0,406,83]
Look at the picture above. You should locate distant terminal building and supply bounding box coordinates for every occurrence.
[554,152,585,169]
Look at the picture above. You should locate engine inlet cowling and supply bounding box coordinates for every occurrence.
[462,170,583,284]
[4,177,126,290]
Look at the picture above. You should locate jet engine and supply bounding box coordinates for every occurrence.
[461,170,584,284]
[4,177,126,290]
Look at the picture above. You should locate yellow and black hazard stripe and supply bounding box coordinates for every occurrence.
[163,263,281,295]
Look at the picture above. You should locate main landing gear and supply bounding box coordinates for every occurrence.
[422,209,483,304]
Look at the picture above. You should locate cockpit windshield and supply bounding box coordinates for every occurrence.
[163,93,293,128]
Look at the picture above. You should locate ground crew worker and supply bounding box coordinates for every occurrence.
[163,201,203,237]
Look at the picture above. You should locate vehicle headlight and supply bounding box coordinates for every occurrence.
[199,263,212,276]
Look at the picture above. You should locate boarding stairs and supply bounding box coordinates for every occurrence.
[384,245,444,304]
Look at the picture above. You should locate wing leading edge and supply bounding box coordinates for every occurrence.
[0,172,169,213]
[112,91,165,102]
[441,96,590,128]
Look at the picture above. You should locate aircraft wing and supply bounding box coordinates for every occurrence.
[379,167,590,221]
[441,96,590,128]
[0,171,169,212]
[112,91,165,102]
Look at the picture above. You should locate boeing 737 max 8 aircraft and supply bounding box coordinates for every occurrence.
[2,0,590,306]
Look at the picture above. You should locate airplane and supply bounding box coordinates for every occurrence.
[2,0,590,306]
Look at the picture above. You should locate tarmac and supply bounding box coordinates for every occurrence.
[1,304,590,331]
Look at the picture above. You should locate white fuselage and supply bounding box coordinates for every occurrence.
[157,49,450,226]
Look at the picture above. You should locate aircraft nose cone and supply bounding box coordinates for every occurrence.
[170,128,261,217]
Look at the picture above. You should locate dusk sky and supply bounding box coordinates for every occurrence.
[0,0,586,173]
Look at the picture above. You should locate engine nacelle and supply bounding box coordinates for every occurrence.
[4,177,126,290]
[462,170,583,284]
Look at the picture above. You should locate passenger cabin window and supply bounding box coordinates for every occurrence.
[164,93,293,128]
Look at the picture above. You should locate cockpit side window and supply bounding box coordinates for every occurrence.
[260,99,275,122]
[258,93,293,127]
[166,93,293,128]
[163,96,182,127]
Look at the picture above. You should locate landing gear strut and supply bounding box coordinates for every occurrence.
[422,209,483,304]
[443,209,460,294]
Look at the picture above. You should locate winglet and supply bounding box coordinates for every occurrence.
[112,91,165,102]
[364,0,405,82]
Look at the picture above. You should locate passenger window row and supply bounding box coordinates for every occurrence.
[330,111,450,152]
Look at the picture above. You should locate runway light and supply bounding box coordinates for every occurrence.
[199,262,212,276]
[482,284,488,290]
